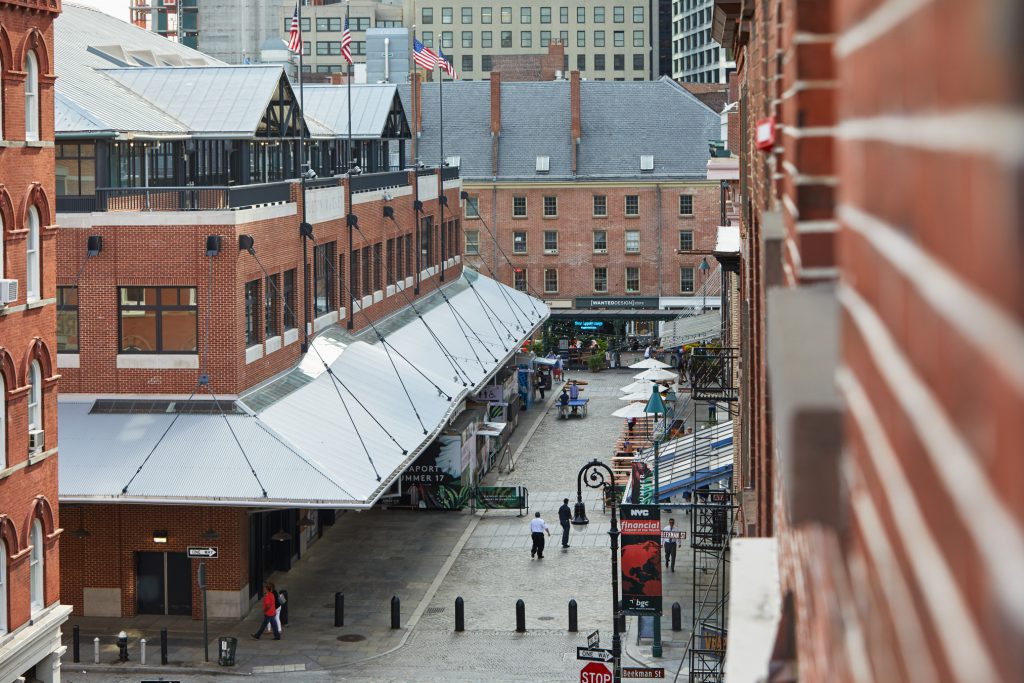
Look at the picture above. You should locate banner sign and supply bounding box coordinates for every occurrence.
[620,505,662,615]
[475,486,528,510]
[575,296,660,310]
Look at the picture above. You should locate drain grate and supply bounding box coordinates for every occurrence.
[425,607,445,615]
[338,634,366,642]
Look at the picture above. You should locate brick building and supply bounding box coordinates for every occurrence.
[0,0,72,681]
[490,41,567,82]
[402,72,724,337]
[53,6,544,620]
[711,1,1024,682]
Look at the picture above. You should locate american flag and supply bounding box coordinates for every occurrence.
[413,38,438,70]
[340,16,353,64]
[287,3,301,54]
[438,48,458,79]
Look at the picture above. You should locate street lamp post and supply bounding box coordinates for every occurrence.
[576,459,622,683]
[699,257,711,311]
[644,386,668,658]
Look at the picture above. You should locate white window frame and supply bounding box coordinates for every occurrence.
[28,360,41,435]
[544,268,558,293]
[625,266,640,292]
[26,206,40,301]
[0,539,6,633]
[464,195,480,218]
[593,230,608,253]
[512,231,527,254]
[543,230,558,253]
[625,230,640,253]
[465,230,480,255]
[30,519,43,614]
[594,267,608,293]
[25,51,39,142]
[0,374,5,470]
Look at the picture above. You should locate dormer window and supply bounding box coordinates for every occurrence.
[536,155,550,173]
[639,155,654,172]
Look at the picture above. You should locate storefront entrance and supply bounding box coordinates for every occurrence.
[136,552,192,615]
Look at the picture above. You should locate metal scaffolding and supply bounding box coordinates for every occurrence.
[688,491,734,683]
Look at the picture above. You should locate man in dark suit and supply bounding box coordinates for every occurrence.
[558,498,572,548]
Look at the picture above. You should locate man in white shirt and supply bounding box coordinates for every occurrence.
[663,517,679,572]
[529,511,551,559]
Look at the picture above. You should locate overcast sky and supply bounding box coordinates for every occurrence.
[72,0,128,21]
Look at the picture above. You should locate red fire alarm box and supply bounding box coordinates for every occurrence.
[755,117,776,151]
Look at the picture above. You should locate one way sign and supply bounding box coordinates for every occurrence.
[187,547,218,559]
[577,647,613,662]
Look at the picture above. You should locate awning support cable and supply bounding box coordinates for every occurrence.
[439,287,497,365]
[120,386,198,495]
[461,208,545,318]
[468,282,514,349]
[204,384,269,497]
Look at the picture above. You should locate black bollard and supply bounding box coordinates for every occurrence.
[672,602,682,631]
[280,589,289,625]
[390,596,401,630]
[454,597,465,632]
[72,625,80,663]
[515,599,526,633]
[568,599,578,633]
[160,627,168,665]
[117,631,129,662]
[334,592,345,627]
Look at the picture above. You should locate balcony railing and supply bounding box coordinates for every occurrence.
[441,165,460,182]
[688,346,739,402]
[56,195,98,213]
[95,182,292,212]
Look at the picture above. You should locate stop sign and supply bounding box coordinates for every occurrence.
[581,661,612,683]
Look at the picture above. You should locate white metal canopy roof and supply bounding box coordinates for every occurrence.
[58,270,548,508]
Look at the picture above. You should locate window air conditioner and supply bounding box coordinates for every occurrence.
[544,249,558,255]
[594,249,608,254]
[0,279,18,305]
[29,429,44,453]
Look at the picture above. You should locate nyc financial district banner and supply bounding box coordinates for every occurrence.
[620,504,662,615]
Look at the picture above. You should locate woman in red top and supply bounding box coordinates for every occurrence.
[251,583,281,640]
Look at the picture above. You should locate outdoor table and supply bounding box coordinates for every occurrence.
[568,398,589,417]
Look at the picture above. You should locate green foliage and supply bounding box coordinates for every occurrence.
[586,354,605,372]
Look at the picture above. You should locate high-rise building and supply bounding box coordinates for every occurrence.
[670,0,733,83]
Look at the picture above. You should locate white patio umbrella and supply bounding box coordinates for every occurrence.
[618,392,651,402]
[629,358,672,370]
[633,368,678,382]
[620,380,657,394]
[611,403,657,419]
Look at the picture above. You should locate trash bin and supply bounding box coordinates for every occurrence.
[218,636,237,666]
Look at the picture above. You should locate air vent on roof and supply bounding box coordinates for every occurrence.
[640,155,655,172]
[536,156,550,173]
[445,155,461,167]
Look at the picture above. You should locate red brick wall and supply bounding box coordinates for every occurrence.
[460,182,721,301]
[0,0,63,634]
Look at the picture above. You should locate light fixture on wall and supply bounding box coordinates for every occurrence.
[297,515,314,529]
[69,506,91,539]
[153,530,169,544]
[270,528,292,542]
[200,528,220,541]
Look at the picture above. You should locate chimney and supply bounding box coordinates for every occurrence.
[490,72,502,176]
[570,70,581,175]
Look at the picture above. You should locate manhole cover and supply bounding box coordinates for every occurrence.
[338,634,366,642]
[539,616,555,621]
[425,607,445,615]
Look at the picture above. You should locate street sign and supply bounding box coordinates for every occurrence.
[623,667,666,678]
[576,646,613,662]
[187,546,218,559]
[587,629,600,649]
[580,661,612,683]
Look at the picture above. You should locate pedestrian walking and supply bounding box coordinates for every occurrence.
[663,518,679,572]
[265,582,284,634]
[529,511,550,559]
[251,583,281,640]
[558,498,572,548]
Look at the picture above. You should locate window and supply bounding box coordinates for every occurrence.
[634,30,645,47]
[577,6,586,23]
[462,7,473,23]
[283,269,297,330]
[625,230,640,252]
[521,7,531,23]
[544,231,558,252]
[30,520,43,614]
[626,267,640,292]
[594,30,605,47]
[625,194,639,216]
[462,54,473,71]
[594,267,608,292]
[595,54,606,70]
[265,275,279,339]
[596,6,607,22]
[560,6,569,23]
[57,287,79,352]
[462,31,473,47]
[245,280,260,346]
[561,30,570,45]
[56,143,97,196]
[577,30,586,47]
[315,64,341,74]
[422,31,434,47]
[316,41,341,55]
[680,266,695,292]
[543,195,558,217]
[26,207,40,301]
[679,194,694,215]
[352,17,371,30]
[482,6,492,23]
[514,268,527,292]
[482,31,493,47]
[284,17,310,31]
[373,243,382,291]
[593,195,607,216]
[501,6,512,23]
[577,53,586,69]
[614,31,624,47]
[544,269,559,293]
[0,539,6,633]
[441,31,453,48]
[541,30,551,46]
[303,42,311,56]
[441,7,452,24]
[593,230,608,251]
[633,53,644,69]
[361,247,371,297]
[614,54,625,70]
[614,6,625,22]
[634,6,644,22]
[482,54,493,70]
[465,230,480,254]
[352,41,367,55]
[465,195,480,217]
[513,232,527,253]
[0,374,5,469]
[316,17,341,31]
[119,287,198,353]
[27,360,41,447]
[25,51,38,141]
[314,242,335,316]
[422,7,433,24]
[501,31,512,47]
[521,31,532,47]
[679,230,694,251]
[512,196,527,217]
[377,20,402,28]
[541,6,551,23]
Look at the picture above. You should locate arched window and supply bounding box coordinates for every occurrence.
[1,211,5,279]
[26,206,39,301]
[29,519,43,613]
[0,373,5,469]
[27,360,41,451]
[0,539,7,633]
[24,50,38,142]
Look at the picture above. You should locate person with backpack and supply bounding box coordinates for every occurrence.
[251,583,281,640]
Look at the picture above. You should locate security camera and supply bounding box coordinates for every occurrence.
[382,192,393,201]
[302,168,318,180]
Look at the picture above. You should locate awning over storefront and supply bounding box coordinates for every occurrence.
[636,421,734,499]
[659,310,722,348]
[58,269,548,509]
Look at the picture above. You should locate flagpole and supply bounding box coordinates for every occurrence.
[297,0,311,352]
[438,56,445,282]
[346,0,355,330]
